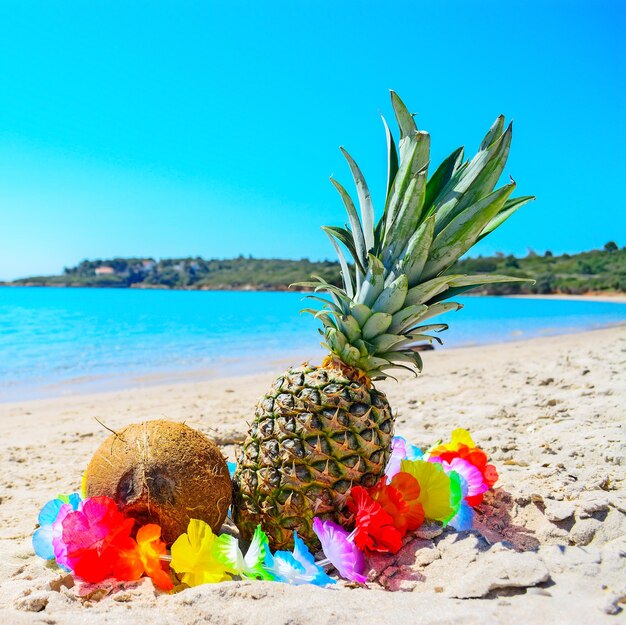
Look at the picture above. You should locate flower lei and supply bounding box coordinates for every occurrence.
[33,428,498,591]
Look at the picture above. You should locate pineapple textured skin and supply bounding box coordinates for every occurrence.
[233,363,393,550]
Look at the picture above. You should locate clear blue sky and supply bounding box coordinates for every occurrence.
[0,0,624,280]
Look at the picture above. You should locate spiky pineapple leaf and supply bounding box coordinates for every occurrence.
[401,214,435,287]
[301,295,342,314]
[362,312,392,339]
[383,169,428,267]
[330,178,367,270]
[426,274,533,304]
[479,114,506,151]
[321,225,365,275]
[404,278,449,306]
[350,303,372,327]
[431,122,512,234]
[410,323,448,332]
[368,333,408,353]
[390,90,417,142]
[355,255,385,307]
[388,303,428,334]
[405,301,463,328]
[437,123,513,230]
[424,146,464,213]
[381,115,399,207]
[324,230,354,299]
[421,182,516,280]
[340,148,375,253]
[337,314,361,342]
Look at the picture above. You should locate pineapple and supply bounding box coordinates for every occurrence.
[233,92,533,550]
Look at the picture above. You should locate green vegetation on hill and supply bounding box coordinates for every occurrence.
[454,243,626,295]
[8,243,625,295]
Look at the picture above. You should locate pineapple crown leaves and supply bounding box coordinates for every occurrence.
[298,91,535,379]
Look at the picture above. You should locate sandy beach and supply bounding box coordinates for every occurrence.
[1,326,625,624]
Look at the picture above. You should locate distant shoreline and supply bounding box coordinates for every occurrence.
[3,246,624,295]
[2,282,625,301]
[508,292,626,304]
[0,282,304,292]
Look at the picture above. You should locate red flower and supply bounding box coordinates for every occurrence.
[347,486,403,554]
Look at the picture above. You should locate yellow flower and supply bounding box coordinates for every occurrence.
[400,459,454,523]
[428,428,476,457]
[170,519,232,587]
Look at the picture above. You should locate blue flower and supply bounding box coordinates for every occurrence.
[446,475,474,531]
[264,532,335,586]
[32,493,82,561]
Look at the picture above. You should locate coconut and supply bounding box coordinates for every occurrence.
[83,420,232,544]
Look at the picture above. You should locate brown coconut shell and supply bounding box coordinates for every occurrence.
[83,420,232,544]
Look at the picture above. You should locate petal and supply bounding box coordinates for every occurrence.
[312,518,365,584]
[450,428,475,449]
[170,519,231,587]
[390,472,421,504]
[213,532,245,575]
[292,533,319,577]
[448,502,475,532]
[32,525,55,560]
[483,464,499,487]
[112,538,144,581]
[265,550,308,585]
[447,458,488,497]
[72,547,118,583]
[242,525,273,580]
[400,459,454,522]
[403,501,425,531]
[136,524,173,591]
[445,471,464,524]
[465,493,484,508]
[38,499,65,526]
[136,523,163,546]
[52,504,76,570]
[406,443,423,461]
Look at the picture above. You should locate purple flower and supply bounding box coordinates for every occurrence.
[385,436,423,480]
[312,517,366,584]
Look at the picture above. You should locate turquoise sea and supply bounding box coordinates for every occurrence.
[0,286,624,402]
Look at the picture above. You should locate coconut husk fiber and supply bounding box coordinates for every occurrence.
[83,420,232,544]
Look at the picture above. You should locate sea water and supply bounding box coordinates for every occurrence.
[0,287,624,402]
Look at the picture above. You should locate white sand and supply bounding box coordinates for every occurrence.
[1,327,625,624]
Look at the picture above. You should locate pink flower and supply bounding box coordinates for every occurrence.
[429,456,488,500]
[60,496,141,583]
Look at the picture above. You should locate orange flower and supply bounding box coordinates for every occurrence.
[389,473,425,531]
[136,524,173,591]
[369,475,424,534]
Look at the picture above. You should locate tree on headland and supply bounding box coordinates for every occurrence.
[604,241,618,253]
